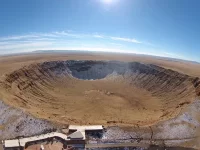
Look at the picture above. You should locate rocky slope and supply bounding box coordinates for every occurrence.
[0,100,56,140]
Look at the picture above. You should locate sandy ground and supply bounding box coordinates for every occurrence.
[0,144,3,150]
[16,75,165,126]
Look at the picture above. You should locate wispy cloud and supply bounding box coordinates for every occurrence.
[110,37,142,44]
[53,31,84,38]
[0,35,39,41]
[0,41,52,50]
[0,31,165,57]
[0,33,57,41]
[0,31,143,44]
[93,34,104,38]
[26,38,56,41]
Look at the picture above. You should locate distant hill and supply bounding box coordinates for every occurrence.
[32,50,200,64]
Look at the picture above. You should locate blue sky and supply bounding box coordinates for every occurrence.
[0,0,200,62]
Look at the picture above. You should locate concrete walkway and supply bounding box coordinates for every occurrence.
[4,132,68,148]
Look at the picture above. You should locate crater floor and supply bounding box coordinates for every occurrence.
[1,60,199,126]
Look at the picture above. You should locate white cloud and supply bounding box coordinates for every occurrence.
[0,31,155,57]
[25,38,56,41]
[36,33,59,38]
[0,42,52,50]
[0,33,58,41]
[53,31,84,38]
[0,31,191,62]
[0,31,143,45]
[110,37,142,44]
[0,35,39,41]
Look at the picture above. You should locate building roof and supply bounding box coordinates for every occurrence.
[69,125,103,131]
[4,139,20,148]
[68,131,84,139]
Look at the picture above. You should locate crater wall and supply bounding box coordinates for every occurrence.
[1,60,200,126]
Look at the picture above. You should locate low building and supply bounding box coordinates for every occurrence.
[66,131,85,145]
[3,139,23,150]
[3,125,103,149]
[68,125,103,132]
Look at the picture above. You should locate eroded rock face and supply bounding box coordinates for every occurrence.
[42,60,190,80]
[41,60,199,95]
[1,60,200,126]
